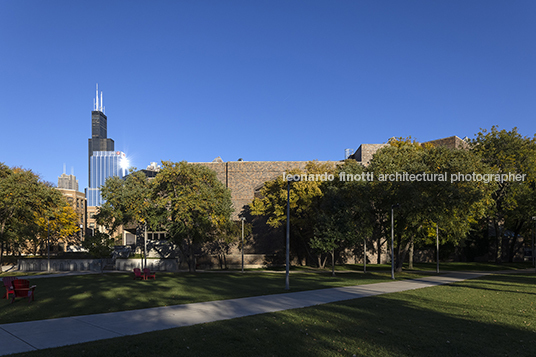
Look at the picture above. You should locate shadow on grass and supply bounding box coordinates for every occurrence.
[448,273,536,296]
[0,271,427,324]
[11,273,536,357]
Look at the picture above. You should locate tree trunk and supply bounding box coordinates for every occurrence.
[0,240,4,273]
[331,249,335,277]
[186,237,196,272]
[317,255,327,269]
[0,224,5,271]
[395,235,411,272]
[408,237,414,269]
[363,239,367,273]
[508,221,523,263]
[494,220,502,263]
[377,234,382,264]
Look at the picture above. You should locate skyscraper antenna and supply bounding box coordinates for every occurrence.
[95,84,99,111]
[63,163,66,174]
[94,83,105,113]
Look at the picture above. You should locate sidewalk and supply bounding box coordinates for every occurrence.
[0,271,496,356]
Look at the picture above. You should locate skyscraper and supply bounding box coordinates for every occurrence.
[88,84,114,185]
[86,85,127,207]
[58,173,79,191]
[86,151,127,206]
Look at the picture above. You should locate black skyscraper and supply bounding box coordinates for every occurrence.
[88,86,114,185]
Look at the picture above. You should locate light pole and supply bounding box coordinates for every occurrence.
[363,239,367,273]
[286,174,300,290]
[391,204,399,280]
[532,217,536,269]
[241,217,245,273]
[436,223,439,274]
[47,217,55,272]
[144,224,147,269]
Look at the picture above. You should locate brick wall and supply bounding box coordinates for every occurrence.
[350,136,469,167]
[351,144,389,166]
[196,161,314,219]
[425,136,469,150]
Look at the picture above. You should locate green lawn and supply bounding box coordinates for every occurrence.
[1,270,427,324]
[405,261,534,272]
[10,272,536,357]
[244,261,533,272]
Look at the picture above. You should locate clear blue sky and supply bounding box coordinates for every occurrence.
[1,1,535,191]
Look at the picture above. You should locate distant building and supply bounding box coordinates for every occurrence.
[57,187,87,241]
[86,151,127,206]
[58,173,79,191]
[140,162,161,179]
[348,135,469,166]
[85,84,127,207]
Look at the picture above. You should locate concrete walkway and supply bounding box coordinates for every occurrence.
[0,271,495,356]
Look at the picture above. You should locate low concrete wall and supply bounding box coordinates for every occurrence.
[17,259,111,272]
[115,259,179,272]
[17,258,179,272]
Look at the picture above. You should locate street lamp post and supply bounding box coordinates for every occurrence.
[532,216,536,270]
[144,224,147,269]
[391,204,399,280]
[286,174,300,290]
[241,217,245,273]
[363,239,367,273]
[47,217,55,272]
[436,223,439,274]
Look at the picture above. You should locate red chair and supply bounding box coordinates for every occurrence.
[143,268,155,280]
[133,268,145,280]
[11,279,36,303]
[2,277,17,300]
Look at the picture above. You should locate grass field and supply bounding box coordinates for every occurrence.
[238,261,533,273]
[1,270,428,324]
[8,272,536,357]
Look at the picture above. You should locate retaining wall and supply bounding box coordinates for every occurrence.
[17,259,112,272]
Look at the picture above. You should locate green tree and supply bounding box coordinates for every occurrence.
[0,165,78,266]
[97,170,156,240]
[311,160,373,272]
[367,138,493,271]
[96,170,158,269]
[82,232,115,273]
[152,161,234,272]
[249,161,337,266]
[471,126,536,262]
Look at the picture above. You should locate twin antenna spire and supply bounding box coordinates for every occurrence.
[93,83,105,113]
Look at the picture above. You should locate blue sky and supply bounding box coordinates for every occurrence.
[1,0,535,191]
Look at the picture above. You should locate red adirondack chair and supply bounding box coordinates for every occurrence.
[133,268,145,280]
[143,268,156,280]
[11,279,36,303]
[2,276,17,300]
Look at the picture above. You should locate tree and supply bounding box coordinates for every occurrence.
[152,161,234,272]
[471,126,536,262]
[249,161,337,266]
[82,232,115,273]
[203,219,251,269]
[97,170,156,243]
[30,182,79,255]
[311,160,373,272]
[0,165,79,265]
[367,138,493,271]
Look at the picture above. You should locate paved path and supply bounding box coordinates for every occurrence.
[0,271,496,356]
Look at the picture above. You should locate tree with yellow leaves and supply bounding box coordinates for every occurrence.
[250,160,337,266]
[0,164,78,262]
